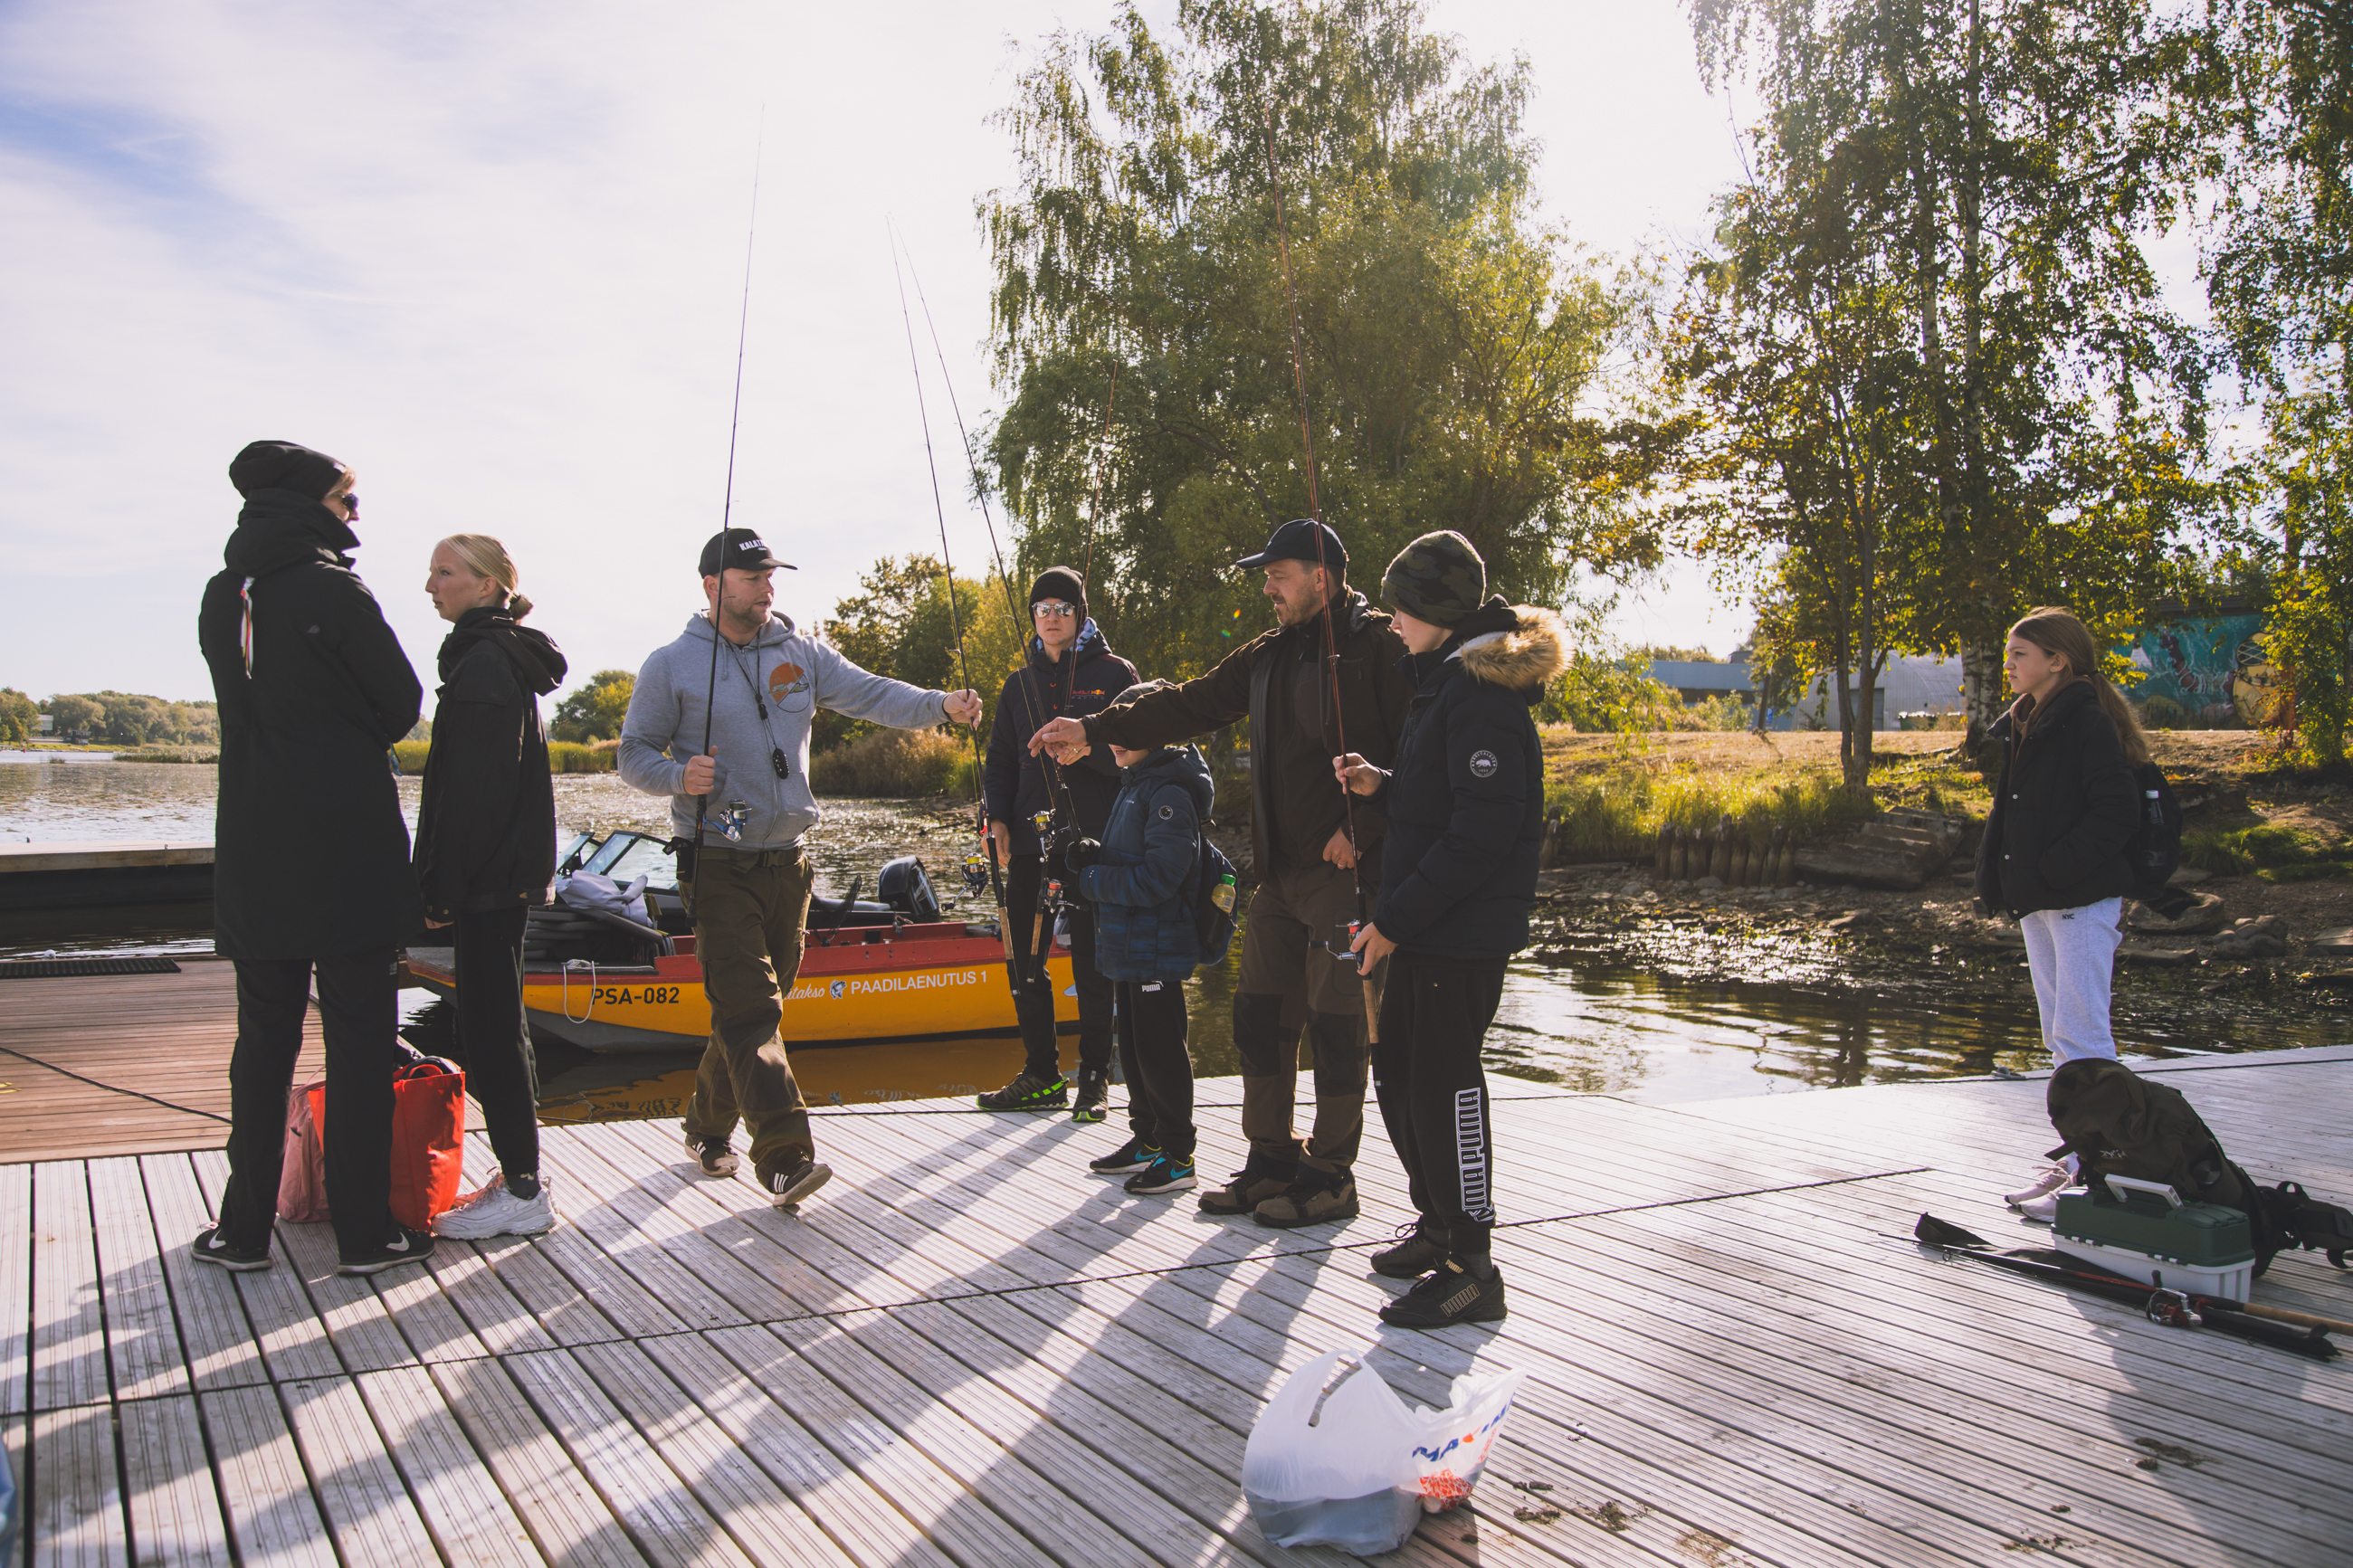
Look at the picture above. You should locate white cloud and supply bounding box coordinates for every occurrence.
[0,0,1744,703]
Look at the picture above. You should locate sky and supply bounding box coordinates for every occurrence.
[0,0,1752,709]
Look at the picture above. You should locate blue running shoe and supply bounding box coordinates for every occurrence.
[1123,1151,1196,1195]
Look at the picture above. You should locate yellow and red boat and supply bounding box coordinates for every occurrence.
[402,830,1076,1058]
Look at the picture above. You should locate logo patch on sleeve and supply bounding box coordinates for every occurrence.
[1157,803,1176,820]
[1467,748,1499,778]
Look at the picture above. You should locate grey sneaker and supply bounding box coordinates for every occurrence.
[768,1159,834,1209]
[1196,1153,1299,1216]
[685,1134,739,1178]
[433,1172,556,1239]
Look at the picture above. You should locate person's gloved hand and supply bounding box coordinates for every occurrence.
[1065,837,1103,870]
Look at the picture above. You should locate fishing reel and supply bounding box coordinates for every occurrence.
[1323,919,1368,972]
[961,842,991,896]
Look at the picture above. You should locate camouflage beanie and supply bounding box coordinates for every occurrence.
[1381,530,1487,628]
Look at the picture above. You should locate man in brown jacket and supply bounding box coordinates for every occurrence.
[1029,519,1413,1227]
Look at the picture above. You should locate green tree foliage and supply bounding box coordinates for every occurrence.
[35,692,218,746]
[817,555,1026,753]
[981,0,1666,682]
[0,688,37,744]
[1673,0,2219,784]
[2201,2,2353,765]
[549,670,634,744]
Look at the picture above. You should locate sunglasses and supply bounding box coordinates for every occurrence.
[1033,601,1080,619]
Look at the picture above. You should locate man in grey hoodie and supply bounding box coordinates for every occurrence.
[620,528,981,1207]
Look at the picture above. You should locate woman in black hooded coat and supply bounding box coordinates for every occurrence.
[413,535,567,1239]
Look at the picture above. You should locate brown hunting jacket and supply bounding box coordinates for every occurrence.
[1083,588,1414,880]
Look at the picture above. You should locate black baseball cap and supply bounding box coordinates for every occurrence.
[1233,517,1348,573]
[699,528,796,576]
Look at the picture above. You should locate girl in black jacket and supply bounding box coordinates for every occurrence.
[414,535,567,1239]
[1338,531,1565,1330]
[1974,607,2148,1213]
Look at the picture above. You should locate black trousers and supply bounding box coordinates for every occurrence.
[1115,978,1195,1160]
[452,905,539,1181]
[1372,952,1506,1252]
[1008,844,1112,1081]
[218,950,399,1258]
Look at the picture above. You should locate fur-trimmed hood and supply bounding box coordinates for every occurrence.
[1457,603,1567,693]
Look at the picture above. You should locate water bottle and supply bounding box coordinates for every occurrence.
[1212,872,1238,915]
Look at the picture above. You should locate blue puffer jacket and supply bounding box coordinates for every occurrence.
[1078,744,1215,983]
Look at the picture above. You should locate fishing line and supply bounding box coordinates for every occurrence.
[1262,108,1368,940]
[893,233,1081,831]
[693,109,767,870]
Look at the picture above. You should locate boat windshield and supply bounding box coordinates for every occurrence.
[582,832,680,892]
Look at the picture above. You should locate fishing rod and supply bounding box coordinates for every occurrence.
[1081,363,1118,613]
[1262,107,1374,1001]
[1912,1214,2340,1361]
[892,233,1096,993]
[691,114,766,883]
[885,234,1021,995]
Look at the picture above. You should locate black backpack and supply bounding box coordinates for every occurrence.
[2047,1058,2353,1276]
[2122,761,2183,903]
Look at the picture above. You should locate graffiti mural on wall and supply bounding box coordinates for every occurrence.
[2122,614,2286,727]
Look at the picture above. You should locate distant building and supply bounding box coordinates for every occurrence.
[1778,655,1963,732]
[35,713,52,736]
[1647,651,1754,705]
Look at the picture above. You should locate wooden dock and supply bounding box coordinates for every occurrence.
[4,963,2350,1566]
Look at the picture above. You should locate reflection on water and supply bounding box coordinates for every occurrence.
[12,762,2344,1116]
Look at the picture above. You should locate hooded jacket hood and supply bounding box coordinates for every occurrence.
[223,489,361,578]
[1124,739,1216,819]
[1029,616,1108,664]
[439,605,567,695]
[1458,601,1567,698]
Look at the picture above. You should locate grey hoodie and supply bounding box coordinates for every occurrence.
[619,611,954,851]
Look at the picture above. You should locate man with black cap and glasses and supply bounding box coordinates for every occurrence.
[620,528,983,1209]
[975,565,1137,1117]
[195,440,432,1278]
[1029,519,1413,1230]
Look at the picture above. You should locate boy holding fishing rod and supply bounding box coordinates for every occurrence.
[619,528,981,1209]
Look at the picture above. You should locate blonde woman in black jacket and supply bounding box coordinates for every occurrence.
[1973,607,2148,1212]
[415,535,567,1239]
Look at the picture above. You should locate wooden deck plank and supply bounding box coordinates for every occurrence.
[84,1158,188,1404]
[196,1383,336,1568]
[30,1165,106,1412]
[364,1238,492,1368]
[4,1413,24,1568]
[450,1231,634,1350]
[501,1348,758,1568]
[277,1375,438,1568]
[696,1324,1065,1568]
[567,1338,862,1568]
[416,1239,562,1358]
[183,1155,339,1386]
[29,1403,126,1567]
[356,1365,540,1568]
[425,1355,647,1568]
[117,1392,231,1567]
[268,1221,416,1376]
[0,1167,29,1420]
[632,1331,961,1568]
[526,1136,752,1335]
[135,1155,265,1395]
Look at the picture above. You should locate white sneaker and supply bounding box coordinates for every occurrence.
[2004,1164,2073,1209]
[432,1172,556,1239]
[2016,1193,2061,1225]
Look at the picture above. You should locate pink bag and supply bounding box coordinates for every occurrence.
[276,1079,330,1221]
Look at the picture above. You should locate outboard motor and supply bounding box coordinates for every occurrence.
[875,855,942,922]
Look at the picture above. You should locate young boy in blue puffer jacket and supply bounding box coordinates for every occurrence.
[1065,680,1215,1195]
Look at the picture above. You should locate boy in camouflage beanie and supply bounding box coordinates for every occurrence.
[1380,530,1486,629]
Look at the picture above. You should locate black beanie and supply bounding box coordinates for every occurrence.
[228,441,347,501]
[1028,565,1088,624]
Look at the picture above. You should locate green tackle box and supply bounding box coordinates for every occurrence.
[2053,1175,2255,1297]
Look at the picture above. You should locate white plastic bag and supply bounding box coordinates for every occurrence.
[1242,1346,1529,1557]
[556,870,651,927]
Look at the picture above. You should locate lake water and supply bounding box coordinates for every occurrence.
[4,755,2339,1113]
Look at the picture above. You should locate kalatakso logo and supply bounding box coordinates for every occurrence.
[830,979,846,999]
[768,661,810,704]
[1468,749,1499,779]
[738,537,770,556]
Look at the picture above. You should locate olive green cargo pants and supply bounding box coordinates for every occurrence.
[680,842,815,1186]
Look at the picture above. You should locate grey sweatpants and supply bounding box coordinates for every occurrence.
[2020,897,2123,1065]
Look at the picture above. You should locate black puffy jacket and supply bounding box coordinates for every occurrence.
[1974,679,2139,916]
[414,608,568,922]
[982,620,1137,851]
[198,490,423,959]
[1369,600,1566,961]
